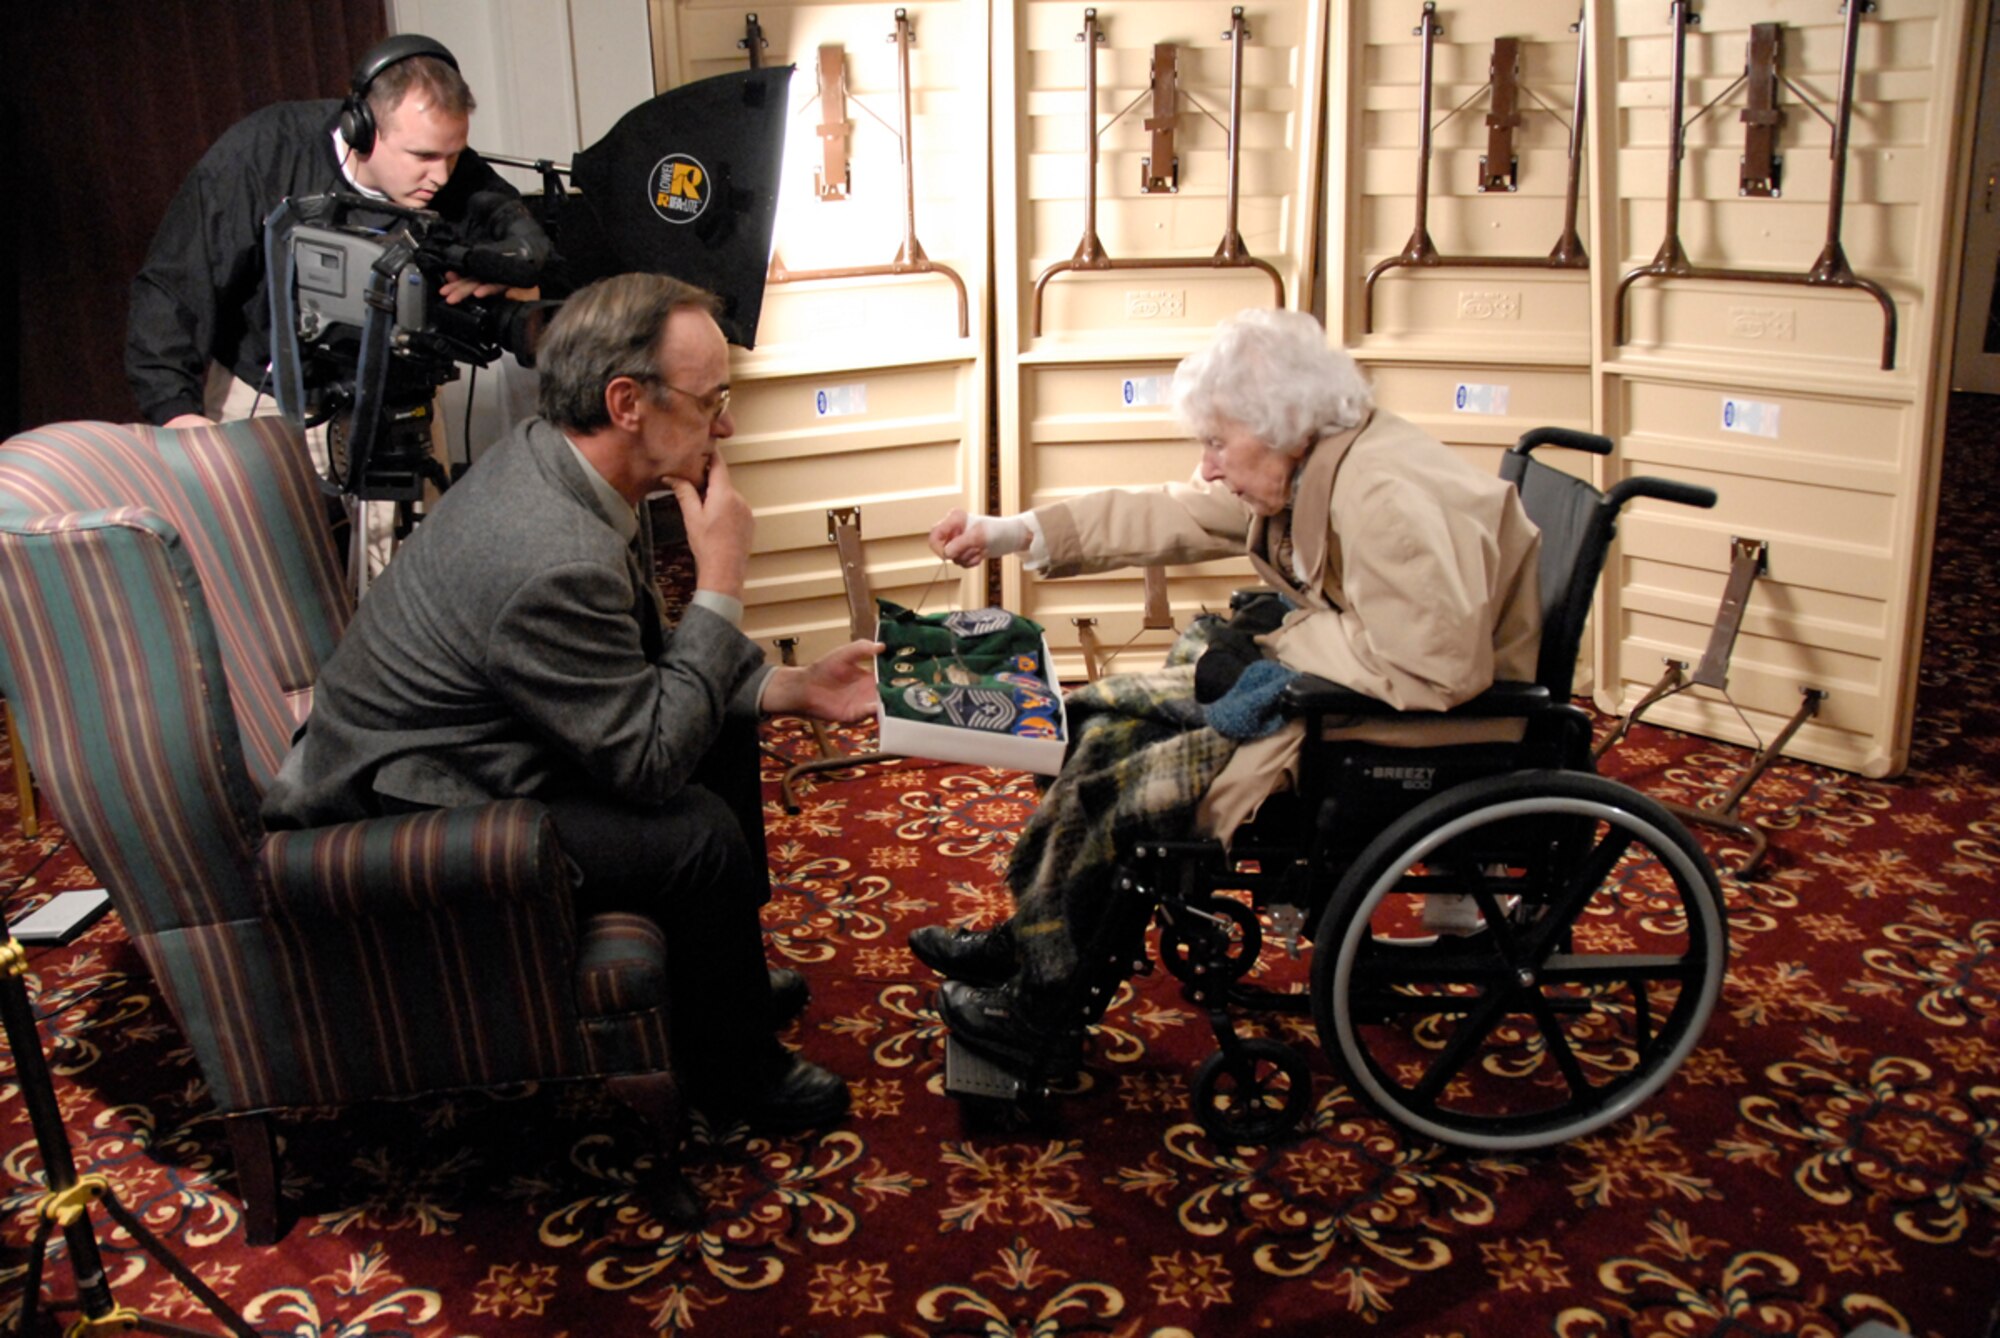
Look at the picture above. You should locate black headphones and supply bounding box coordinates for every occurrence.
[338,33,460,155]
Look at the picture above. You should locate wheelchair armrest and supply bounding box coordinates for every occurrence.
[1282,676,1551,720]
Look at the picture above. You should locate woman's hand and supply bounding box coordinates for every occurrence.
[928,510,1030,566]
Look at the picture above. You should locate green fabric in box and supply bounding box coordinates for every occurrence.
[876,601,1060,740]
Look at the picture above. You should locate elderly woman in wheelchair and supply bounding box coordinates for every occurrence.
[913,308,1727,1150]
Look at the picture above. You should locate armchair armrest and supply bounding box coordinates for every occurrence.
[1281,676,1551,720]
[258,798,571,923]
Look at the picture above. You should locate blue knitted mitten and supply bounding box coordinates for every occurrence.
[1204,659,1301,740]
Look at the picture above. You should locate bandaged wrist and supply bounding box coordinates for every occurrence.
[977,514,1032,557]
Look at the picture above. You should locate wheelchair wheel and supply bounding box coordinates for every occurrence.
[1192,1038,1313,1146]
[1311,770,1726,1151]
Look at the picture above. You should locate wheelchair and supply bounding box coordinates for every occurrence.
[942,427,1729,1152]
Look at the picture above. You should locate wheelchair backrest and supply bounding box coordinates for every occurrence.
[1501,428,1715,702]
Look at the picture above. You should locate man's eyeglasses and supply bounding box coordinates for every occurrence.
[633,373,731,423]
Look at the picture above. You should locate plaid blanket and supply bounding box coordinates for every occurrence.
[1007,624,1237,993]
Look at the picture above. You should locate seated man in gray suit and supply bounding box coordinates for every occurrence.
[263,271,879,1132]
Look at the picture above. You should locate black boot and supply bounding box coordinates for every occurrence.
[699,1042,851,1136]
[936,978,1079,1071]
[909,922,1017,987]
[768,966,809,1027]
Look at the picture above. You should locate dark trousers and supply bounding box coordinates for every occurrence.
[542,715,780,1106]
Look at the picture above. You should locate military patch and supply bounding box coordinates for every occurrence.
[942,687,1018,732]
[944,608,1015,638]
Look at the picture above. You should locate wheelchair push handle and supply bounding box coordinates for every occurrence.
[1511,426,1612,459]
[1607,476,1717,511]
[1509,426,1716,511]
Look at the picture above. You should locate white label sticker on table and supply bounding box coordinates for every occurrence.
[1453,383,1511,415]
[1121,375,1172,407]
[1720,397,1780,438]
[815,384,868,417]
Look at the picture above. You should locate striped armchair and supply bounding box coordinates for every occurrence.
[0,419,684,1243]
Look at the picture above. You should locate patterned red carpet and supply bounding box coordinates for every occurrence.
[3,403,1998,1336]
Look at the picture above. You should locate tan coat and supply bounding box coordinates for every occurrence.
[1032,409,1542,839]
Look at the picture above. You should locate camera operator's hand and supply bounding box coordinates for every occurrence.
[760,639,884,722]
[670,454,752,603]
[439,272,541,306]
[162,413,216,430]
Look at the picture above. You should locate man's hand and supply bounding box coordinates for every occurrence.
[670,454,752,602]
[162,413,215,429]
[438,272,541,305]
[762,639,884,722]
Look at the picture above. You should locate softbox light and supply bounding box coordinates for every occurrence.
[564,66,794,348]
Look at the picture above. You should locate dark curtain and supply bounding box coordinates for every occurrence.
[3,2,387,436]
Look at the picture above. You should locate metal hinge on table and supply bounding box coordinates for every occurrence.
[1479,36,1523,192]
[1142,43,1181,193]
[1740,23,1785,197]
[815,44,852,200]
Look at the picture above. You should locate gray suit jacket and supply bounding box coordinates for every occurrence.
[262,416,770,829]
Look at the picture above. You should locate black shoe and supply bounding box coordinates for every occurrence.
[936,979,1079,1071]
[769,967,809,1027]
[909,923,1016,987]
[739,1054,851,1135]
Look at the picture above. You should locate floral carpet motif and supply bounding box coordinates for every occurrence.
[2,399,1998,1335]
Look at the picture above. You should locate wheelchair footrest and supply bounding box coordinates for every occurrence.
[943,1036,1038,1101]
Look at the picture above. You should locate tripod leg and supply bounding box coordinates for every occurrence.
[4,936,257,1338]
[94,1192,259,1338]
[17,1212,54,1335]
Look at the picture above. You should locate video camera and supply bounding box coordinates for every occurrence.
[267,65,797,507]
[267,190,560,502]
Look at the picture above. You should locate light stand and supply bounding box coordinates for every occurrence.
[1,934,257,1337]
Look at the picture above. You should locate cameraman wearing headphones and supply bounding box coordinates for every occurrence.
[126,34,547,431]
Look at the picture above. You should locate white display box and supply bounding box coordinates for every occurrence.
[874,629,1069,775]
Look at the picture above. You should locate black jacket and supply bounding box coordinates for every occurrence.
[126,99,517,425]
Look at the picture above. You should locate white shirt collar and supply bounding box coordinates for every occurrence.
[561,432,640,544]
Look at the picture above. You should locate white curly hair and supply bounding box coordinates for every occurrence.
[1170,308,1375,456]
